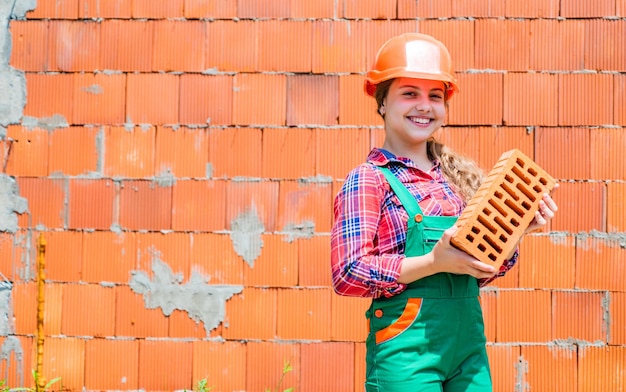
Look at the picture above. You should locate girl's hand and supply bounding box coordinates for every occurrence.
[430,226,497,280]
[399,226,497,283]
[524,184,559,234]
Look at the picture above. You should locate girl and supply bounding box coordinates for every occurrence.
[330,33,558,392]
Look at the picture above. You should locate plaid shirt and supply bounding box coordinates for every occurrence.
[331,148,518,298]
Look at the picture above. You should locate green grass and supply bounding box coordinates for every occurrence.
[1,370,61,392]
[264,359,294,392]
[4,361,293,392]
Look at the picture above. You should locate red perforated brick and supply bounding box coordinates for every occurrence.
[451,149,556,268]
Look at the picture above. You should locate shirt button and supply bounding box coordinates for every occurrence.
[374,309,383,318]
[414,214,423,223]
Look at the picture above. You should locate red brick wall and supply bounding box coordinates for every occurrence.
[1,0,625,391]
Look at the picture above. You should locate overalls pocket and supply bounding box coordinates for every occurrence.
[414,214,457,254]
[369,297,423,345]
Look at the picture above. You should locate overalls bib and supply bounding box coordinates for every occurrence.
[365,167,492,392]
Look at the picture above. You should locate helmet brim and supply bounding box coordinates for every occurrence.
[364,70,459,98]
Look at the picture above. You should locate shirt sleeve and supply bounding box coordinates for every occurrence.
[478,248,519,287]
[330,164,407,298]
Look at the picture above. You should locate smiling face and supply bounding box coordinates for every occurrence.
[380,77,447,160]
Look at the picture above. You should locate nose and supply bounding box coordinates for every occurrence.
[415,96,431,112]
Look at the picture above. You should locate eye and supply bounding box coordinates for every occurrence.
[403,91,416,97]
[430,93,444,101]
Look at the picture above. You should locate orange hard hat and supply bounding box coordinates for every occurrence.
[364,33,459,99]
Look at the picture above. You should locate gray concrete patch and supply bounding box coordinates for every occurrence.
[0,175,27,233]
[0,336,24,386]
[229,209,264,267]
[0,278,12,336]
[129,257,243,337]
[0,0,36,129]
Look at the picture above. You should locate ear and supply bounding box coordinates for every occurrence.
[379,105,386,116]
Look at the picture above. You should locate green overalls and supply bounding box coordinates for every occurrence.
[365,167,492,392]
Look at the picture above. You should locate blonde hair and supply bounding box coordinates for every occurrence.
[374,79,484,202]
[426,139,484,201]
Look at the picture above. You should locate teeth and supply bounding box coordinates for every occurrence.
[409,117,430,124]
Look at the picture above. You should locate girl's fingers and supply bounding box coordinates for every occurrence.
[538,201,553,219]
[535,210,546,225]
[543,194,558,213]
[472,260,495,274]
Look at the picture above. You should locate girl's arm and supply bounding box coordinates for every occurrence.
[331,165,407,298]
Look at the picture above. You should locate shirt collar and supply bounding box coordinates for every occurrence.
[367,148,441,171]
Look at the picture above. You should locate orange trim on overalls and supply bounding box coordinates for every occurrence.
[375,298,423,344]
